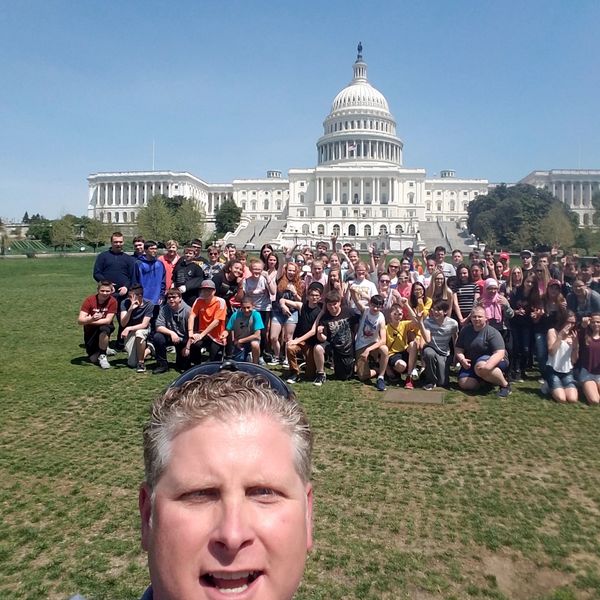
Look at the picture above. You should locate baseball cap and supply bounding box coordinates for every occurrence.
[200,279,216,289]
[499,252,509,260]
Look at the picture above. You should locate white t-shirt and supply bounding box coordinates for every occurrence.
[355,309,385,351]
[348,278,378,315]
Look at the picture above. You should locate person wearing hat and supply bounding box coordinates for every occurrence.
[186,279,227,363]
[520,250,534,279]
[498,252,511,279]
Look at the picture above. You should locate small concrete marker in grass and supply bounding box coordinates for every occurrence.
[382,387,445,405]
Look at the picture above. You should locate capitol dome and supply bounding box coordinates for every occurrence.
[317,43,403,167]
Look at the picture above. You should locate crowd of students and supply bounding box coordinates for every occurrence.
[78,231,600,404]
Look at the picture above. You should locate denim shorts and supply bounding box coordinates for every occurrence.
[577,367,600,385]
[458,354,508,380]
[271,311,299,326]
[547,368,576,391]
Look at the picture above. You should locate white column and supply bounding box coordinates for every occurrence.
[570,182,574,207]
[360,179,364,204]
[589,182,594,206]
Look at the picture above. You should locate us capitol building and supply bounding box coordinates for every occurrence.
[87,45,598,248]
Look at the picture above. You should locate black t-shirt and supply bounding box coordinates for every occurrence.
[295,302,323,345]
[320,307,359,356]
[212,271,241,310]
[456,323,506,362]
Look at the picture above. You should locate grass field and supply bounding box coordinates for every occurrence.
[1,256,600,600]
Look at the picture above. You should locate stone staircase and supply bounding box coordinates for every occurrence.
[418,219,475,253]
[224,218,288,250]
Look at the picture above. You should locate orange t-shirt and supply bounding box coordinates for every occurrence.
[191,296,227,344]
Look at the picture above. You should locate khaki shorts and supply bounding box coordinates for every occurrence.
[125,328,150,367]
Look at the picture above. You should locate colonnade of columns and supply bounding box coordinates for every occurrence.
[318,139,401,164]
[92,181,172,207]
[551,181,598,208]
[315,176,401,205]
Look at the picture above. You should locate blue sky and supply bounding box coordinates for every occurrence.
[1,0,599,221]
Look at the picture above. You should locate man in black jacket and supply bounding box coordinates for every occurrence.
[172,247,205,306]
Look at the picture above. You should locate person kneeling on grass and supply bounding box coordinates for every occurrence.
[415,299,458,390]
[222,295,264,364]
[545,310,579,404]
[455,304,511,397]
[120,285,154,373]
[78,280,118,369]
[150,289,191,375]
[352,291,388,392]
[577,312,600,405]
[385,299,419,389]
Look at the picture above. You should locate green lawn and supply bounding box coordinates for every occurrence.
[1,257,600,600]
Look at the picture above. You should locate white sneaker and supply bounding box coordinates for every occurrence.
[410,368,419,381]
[105,348,117,356]
[98,354,110,369]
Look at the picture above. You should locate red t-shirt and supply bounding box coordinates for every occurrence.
[80,294,118,331]
[191,296,227,344]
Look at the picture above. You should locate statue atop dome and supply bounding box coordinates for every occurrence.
[357,41,363,61]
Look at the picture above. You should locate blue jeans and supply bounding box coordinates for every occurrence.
[510,322,531,374]
[534,332,549,379]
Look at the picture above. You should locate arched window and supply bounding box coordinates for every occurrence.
[107,212,112,223]
[251,201,256,211]
[302,224,310,234]
[348,224,356,236]
[130,211,135,222]
[299,194,305,204]
[122,212,128,223]
[353,193,359,204]
[341,193,348,204]
[276,201,281,210]
[364,224,372,237]
[395,225,403,235]
[114,212,119,223]
[379,225,388,236]
[264,199,269,210]
[584,213,590,225]
[332,224,340,236]
[317,224,325,235]
[408,193,414,204]
[450,201,455,211]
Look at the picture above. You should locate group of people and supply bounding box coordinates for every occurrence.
[79,232,600,403]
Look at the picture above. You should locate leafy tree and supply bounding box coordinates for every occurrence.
[83,218,109,252]
[50,217,75,251]
[468,184,577,251]
[27,218,52,245]
[136,195,174,242]
[575,228,600,255]
[538,205,575,250]
[22,211,30,223]
[172,200,206,244]
[592,191,600,226]
[214,199,242,236]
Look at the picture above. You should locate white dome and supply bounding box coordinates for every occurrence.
[331,81,390,113]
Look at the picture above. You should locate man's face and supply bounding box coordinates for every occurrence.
[452,251,462,266]
[342,244,352,255]
[97,286,113,302]
[184,249,195,262]
[538,256,548,267]
[435,250,445,263]
[111,236,124,253]
[166,294,182,309]
[226,246,237,259]
[316,243,327,253]
[326,300,341,315]
[431,306,446,323]
[581,265,592,281]
[146,245,158,259]
[192,244,203,257]
[521,255,532,268]
[241,302,254,315]
[574,281,587,298]
[140,415,313,600]
[307,290,322,305]
[471,310,487,329]
[134,241,145,254]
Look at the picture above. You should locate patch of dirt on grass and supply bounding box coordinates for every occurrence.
[481,550,573,599]
[568,485,600,516]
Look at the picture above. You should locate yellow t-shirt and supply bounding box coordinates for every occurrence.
[386,320,418,353]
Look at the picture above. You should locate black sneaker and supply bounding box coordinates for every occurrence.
[498,384,511,398]
[152,363,169,375]
[286,374,300,384]
[313,373,326,387]
[136,362,146,373]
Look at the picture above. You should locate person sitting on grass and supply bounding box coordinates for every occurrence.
[315,290,358,382]
[186,280,227,364]
[78,280,118,370]
[120,284,154,373]
[414,299,459,391]
[352,292,388,392]
[222,296,264,364]
[577,312,600,405]
[545,310,579,404]
[151,289,191,375]
[285,282,326,385]
[455,304,511,397]
[384,300,419,389]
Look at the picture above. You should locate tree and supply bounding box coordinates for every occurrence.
[214,199,242,236]
[50,217,75,251]
[592,191,600,226]
[22,211,30,223]
[136,195,174,242]
[83,218,109,252]
[538,205,575,250]
[574,227,600,255]
[27,218,52,245]
[468,184,577,251]
[172,200,206,244]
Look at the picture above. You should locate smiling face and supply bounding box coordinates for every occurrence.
[140,415,313,600]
